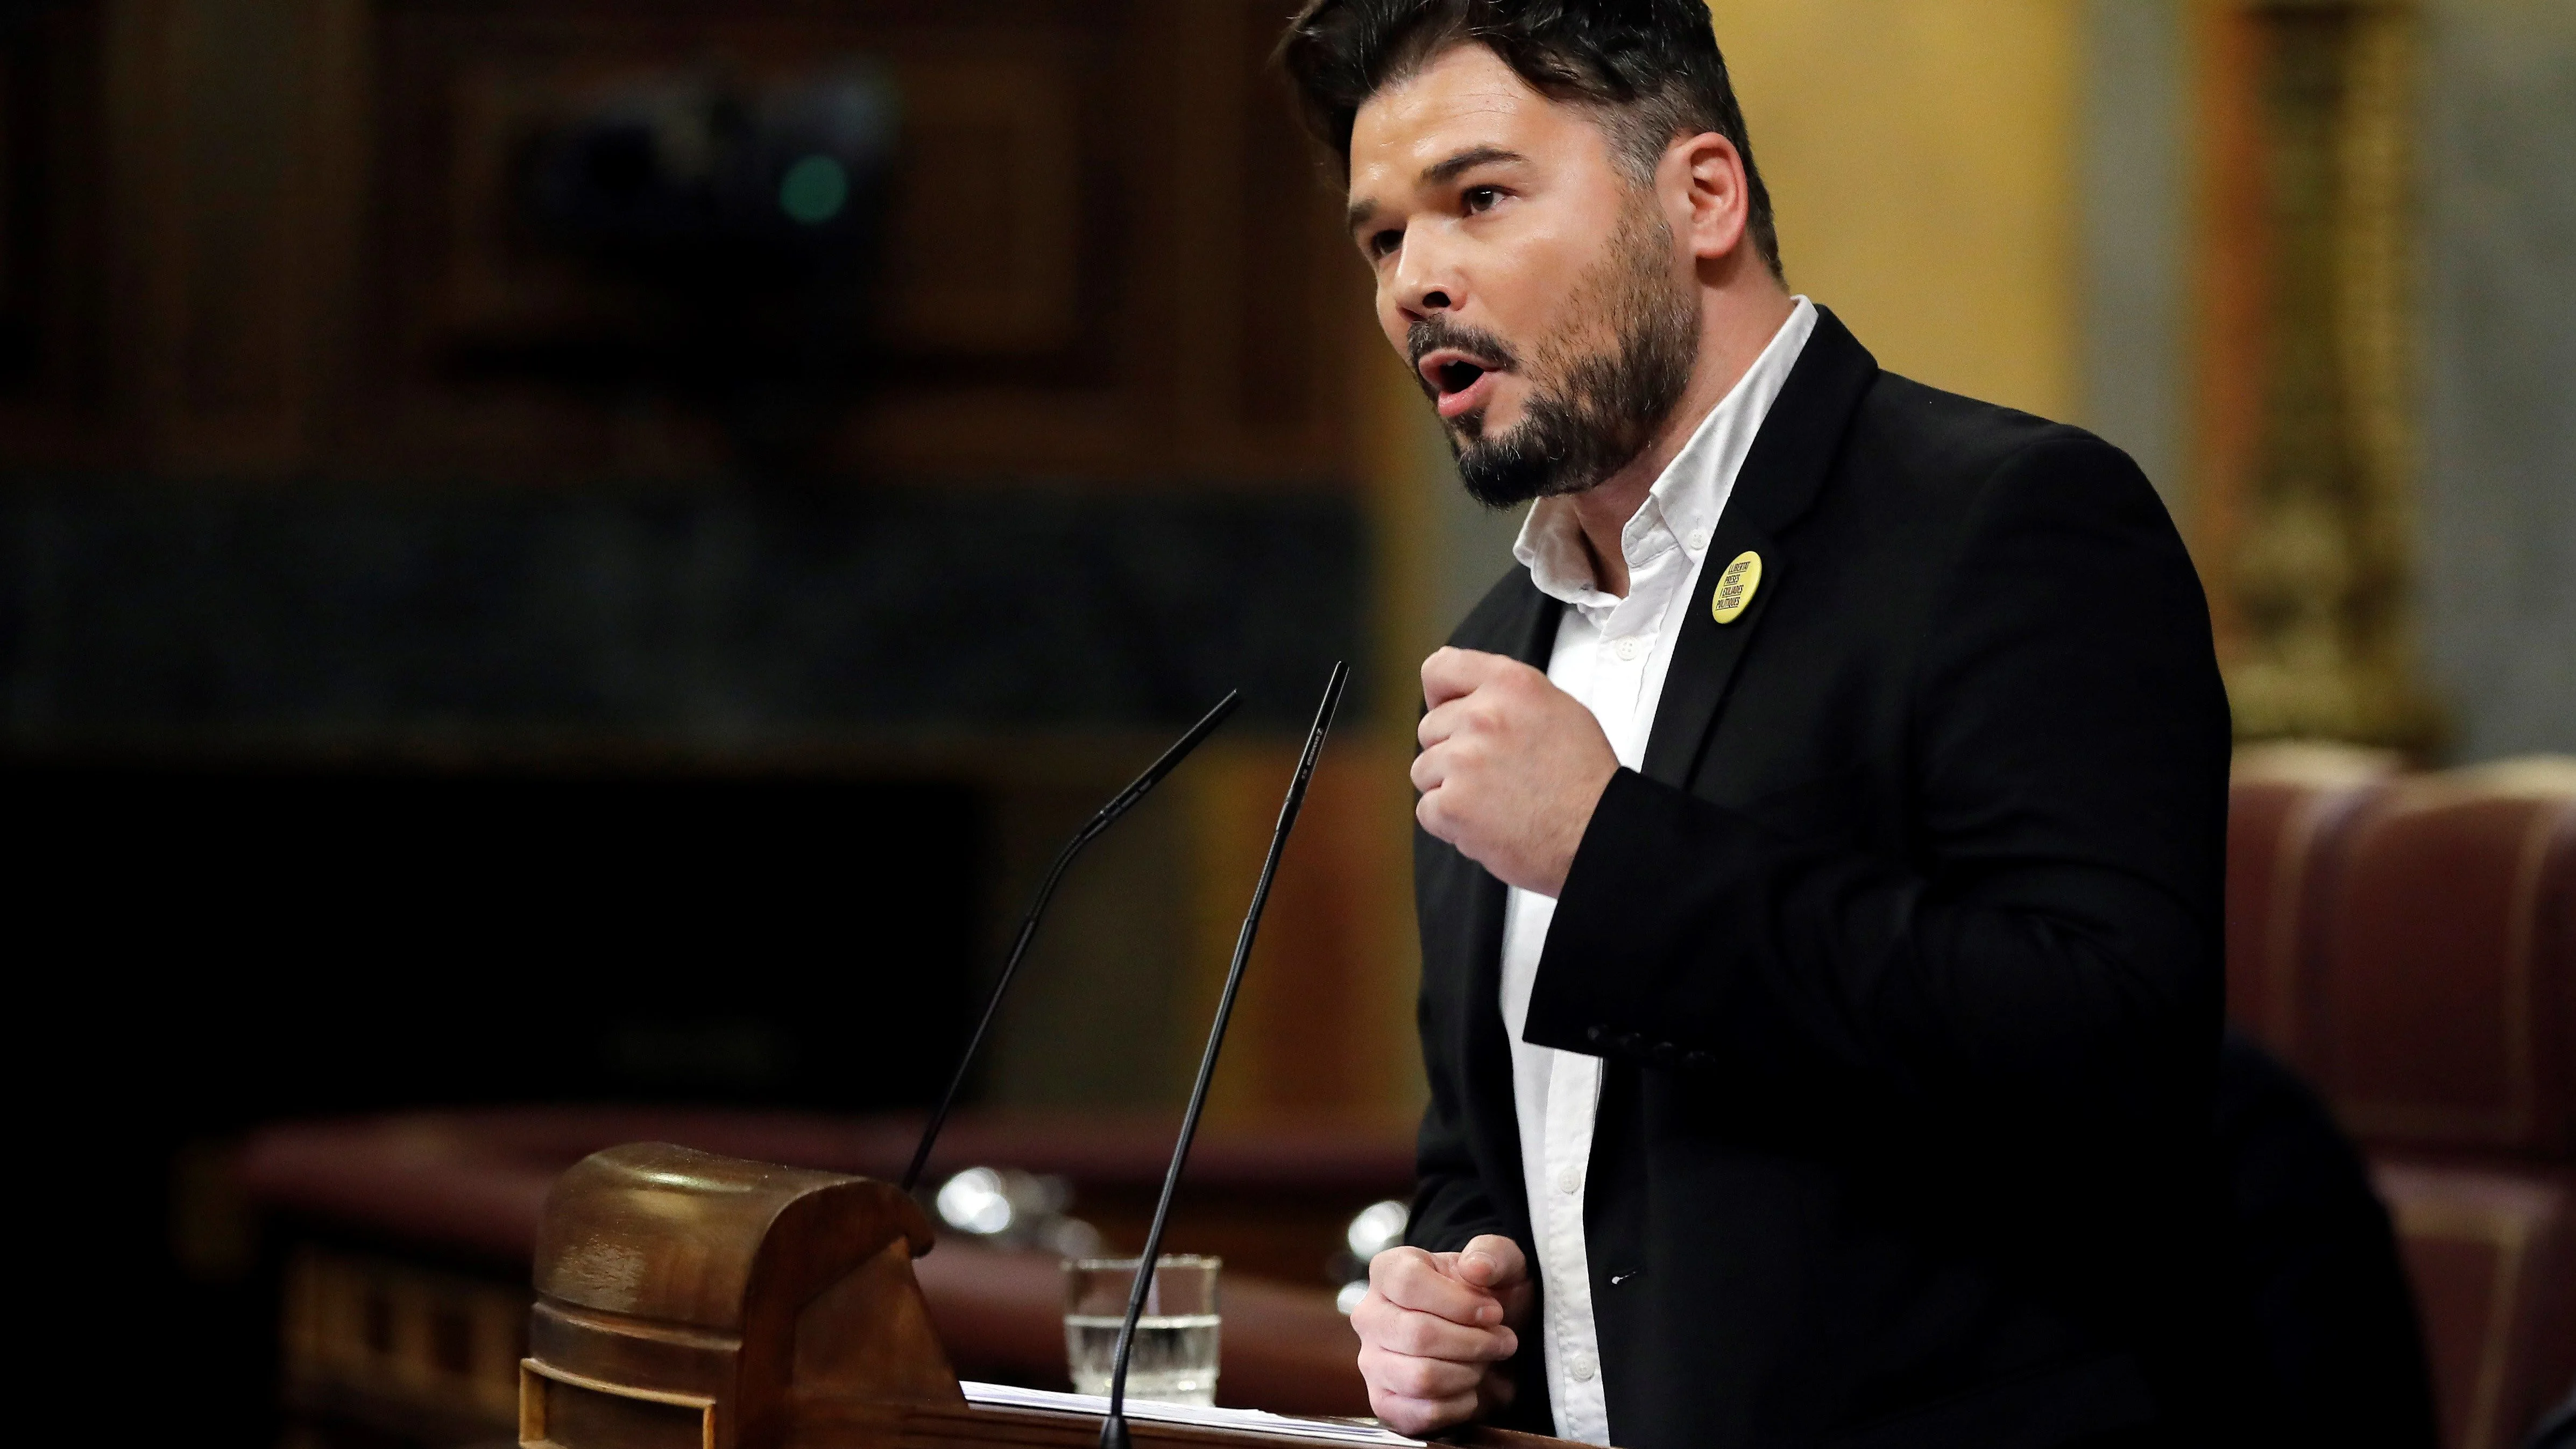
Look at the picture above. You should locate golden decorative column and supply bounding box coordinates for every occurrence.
[2190,0,2438,746]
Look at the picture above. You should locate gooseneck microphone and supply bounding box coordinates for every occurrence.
[901,689,1242,1196]
[1099,662,1349,1449]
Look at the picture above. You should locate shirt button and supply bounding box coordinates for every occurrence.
[1554,1166,1581,1194]
[1567,1352,1597,1382]
[1613,636,1641,661]
[1688,527,1710,552]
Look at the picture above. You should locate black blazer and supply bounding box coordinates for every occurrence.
[1409,309,2245,1449]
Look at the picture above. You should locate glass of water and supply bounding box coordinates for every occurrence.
[1062,1255,1221,1406]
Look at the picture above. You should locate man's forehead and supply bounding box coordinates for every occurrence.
[1347,47,1549,195]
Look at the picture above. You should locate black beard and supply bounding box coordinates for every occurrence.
[1418,209,1699,510]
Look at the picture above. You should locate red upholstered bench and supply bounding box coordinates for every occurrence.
[2224,741,2401,1063]
[2375,1163,2576,1449]
[2306,765,2575,1162]
[2229,754,2576,1449]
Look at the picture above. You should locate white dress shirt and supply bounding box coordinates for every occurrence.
[1496,297,1816,1446]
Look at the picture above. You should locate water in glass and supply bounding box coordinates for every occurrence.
[1061,1255,1220,1407]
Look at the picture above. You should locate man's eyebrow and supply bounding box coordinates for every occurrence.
[1345,145,1532,237]
[1422,144,1526,187]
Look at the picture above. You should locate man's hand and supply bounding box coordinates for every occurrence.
[1350,1235,1533,1436]
[1413,647,1619,896]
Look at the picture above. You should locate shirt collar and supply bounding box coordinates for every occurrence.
[1513,296,1817,607]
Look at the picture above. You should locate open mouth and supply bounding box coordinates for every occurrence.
[1417,348,1505,420]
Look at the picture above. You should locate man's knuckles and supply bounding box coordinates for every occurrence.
[1368,1247,1440,1296]
[1372,1392,1472,1437]
[1380,1309,1509,1360]
[1407,753,1441,794]
[1413,794,1447,838]
[1346,1290,1395,1340]
[1418,708,1491,754]
[1376,1314,1441,1357]
[1371,1253,1490,1320]
[1363,1347,1483,1399]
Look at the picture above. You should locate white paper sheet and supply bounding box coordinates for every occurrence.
[959,1381,1421,1446]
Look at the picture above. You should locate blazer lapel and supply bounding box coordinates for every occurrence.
[1500,572,1565,668]
[1638,307,1880,788]
[1446,573,1561,1233]
[1464,577,1563,982]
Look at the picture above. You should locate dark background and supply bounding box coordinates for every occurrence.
[0,0,1386,1437]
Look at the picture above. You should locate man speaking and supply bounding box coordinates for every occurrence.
[1279,3,2241,1446]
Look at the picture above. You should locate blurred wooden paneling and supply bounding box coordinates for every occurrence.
[1,0,1365,486]
[396,15,1093,362]
[0,2,108,462]
[877,54,1083,357]
[97,0,370,472]
[3,0,1423,1140]
[1184,736,1423,1130]
[2186,0,2436,745]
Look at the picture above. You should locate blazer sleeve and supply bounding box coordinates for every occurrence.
[1405,826,1512,1252]
[1407,1013,1510,1253]
[1521,433,2232,1137]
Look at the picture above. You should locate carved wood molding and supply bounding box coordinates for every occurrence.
[2190,0,2438,746]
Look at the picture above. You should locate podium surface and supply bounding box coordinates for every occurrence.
[520,1143,1572,1449]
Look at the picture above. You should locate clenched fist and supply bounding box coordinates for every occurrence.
[1350,1235,1534,1435]
[1413,647,1619,896]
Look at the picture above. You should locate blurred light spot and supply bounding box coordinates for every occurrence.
[936,1166,1014,1235]
[1346,1199,1409,1261]
[779,154,850,224]
[1049,1217,1105,1259]
[1335,1280,1369,1316]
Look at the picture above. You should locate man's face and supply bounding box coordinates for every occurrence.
[1346,44,1698,506]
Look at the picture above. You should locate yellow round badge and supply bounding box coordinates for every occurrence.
[1711,550,1763,624]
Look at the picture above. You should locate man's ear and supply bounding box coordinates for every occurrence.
[1671,131,1751,262]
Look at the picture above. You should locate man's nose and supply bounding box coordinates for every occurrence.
[1390,234,1462,321]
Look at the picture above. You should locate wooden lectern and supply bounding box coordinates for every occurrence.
[520,1142,1566,1449]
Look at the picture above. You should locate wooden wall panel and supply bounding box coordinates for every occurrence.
[96,0,369,473]
[366,3,1121,480]
[399,18,1095,364]
[1,0,1362,487]
[1185,737,1423,1130]
[1,46,13,347]
[1,0,1423,1129]
[878,55,1083,357]
[0,2,109,463]
[354,0,1357,485]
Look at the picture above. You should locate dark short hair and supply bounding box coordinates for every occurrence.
[1277,0,1781,281]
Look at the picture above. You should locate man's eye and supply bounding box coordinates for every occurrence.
[1369,229,1403,259]
[1464,186,1502,213]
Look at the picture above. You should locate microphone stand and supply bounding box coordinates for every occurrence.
[901,689,1242,1196]
[1099,662,1348,1449]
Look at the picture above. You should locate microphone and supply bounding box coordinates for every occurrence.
[901,689,1242,1196]
[1099,662,1349,1449]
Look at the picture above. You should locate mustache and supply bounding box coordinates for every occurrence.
[1406,317,1521,398]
